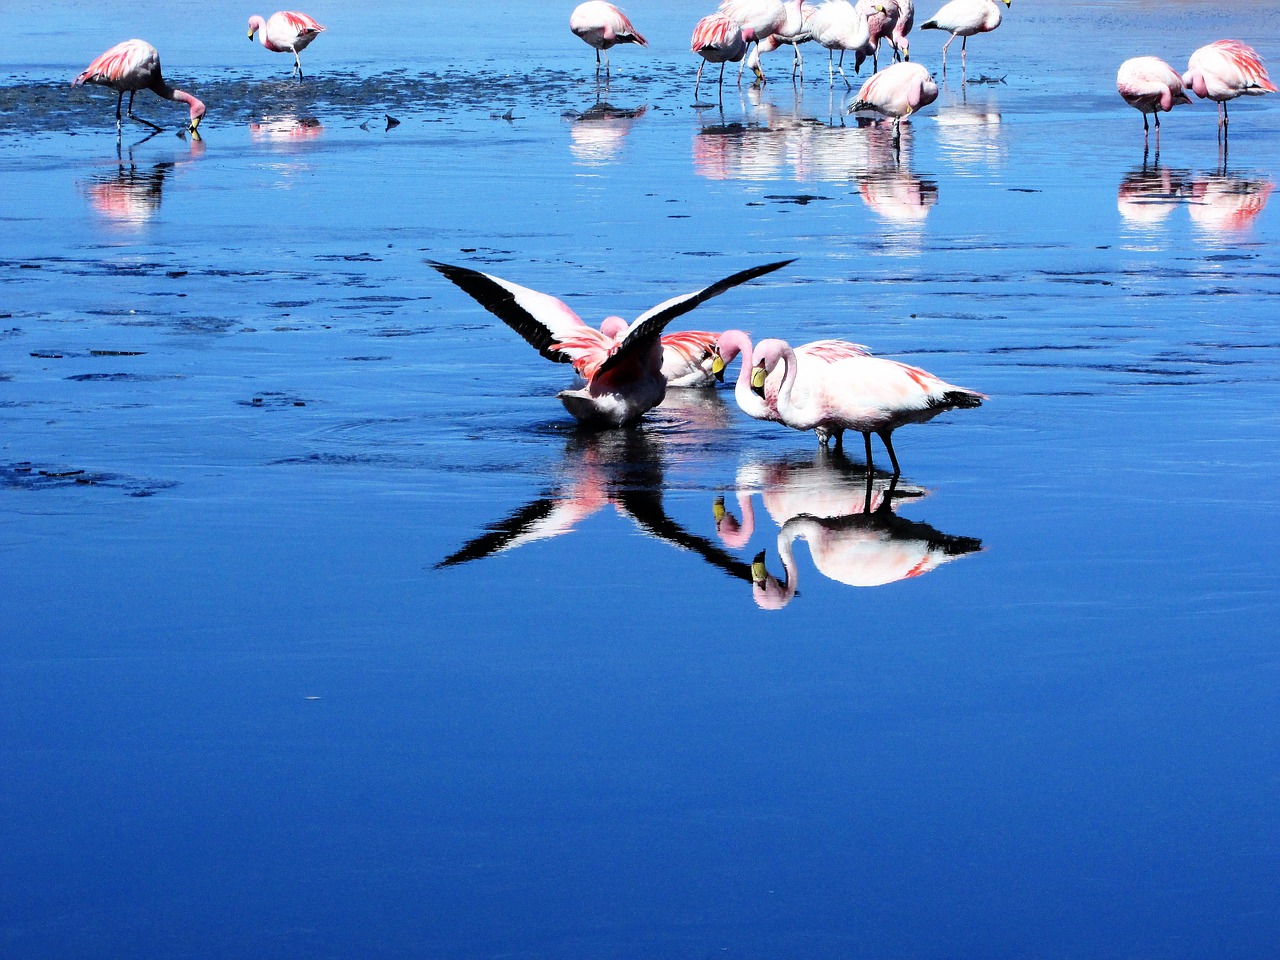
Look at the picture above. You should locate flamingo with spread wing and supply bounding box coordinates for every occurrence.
[429,259,793,428]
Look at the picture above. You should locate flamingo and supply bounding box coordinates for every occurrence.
[751,337,985,475]
[692,14,755,102]
[919,0,1009,73]
[891,0,915,62]
[855,0,901,72]
[248,11,326,77]
[1117,56,1191,148]
[751,509,981,607]
[805,1,874,88]
[1182,40,1277,135]
[847,61,939,144]
[569,2,648,75]
[428,259,793,428]
[719,0,809,83]
[72,39,205,135]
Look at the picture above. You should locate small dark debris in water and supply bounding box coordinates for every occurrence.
[668,215,691,219]
[167,270,188,278]
[1,313,13,319]
[3,461,175,496]
[490,108,518,121]
[746,202,764,207]
[765,194,829,205]
[31,351,64,359]
[345,355,391,361]
[90,350,146,357]
[241,392,309,409]
[66,373,180,382]
[460,248,477,253]
[300,117,321,128]
[19,263,41,270]
[1009,188,1040,193]
[40,469,83,478]
[385,114,400,130]
[968,74,1007,84]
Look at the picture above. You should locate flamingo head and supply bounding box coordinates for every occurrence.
[752,338,788,396]
[599,315,628,339]
[248,15,265,39]
[751,550,793,611]
[711,329,750,382]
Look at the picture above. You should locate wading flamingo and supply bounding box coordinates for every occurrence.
[248,11,326,77]
[1182,40,1277,136]
[919,0,1009,73]
[891,0,914,62]
[73,39,205,134]
[692,14,755,102]
[570,2,648,75]
[806,1,874,88]
[720,0,809,83]
[429,259,793,428]
[752,336,985,475]
[847,61,939,144]
[1117,56,1191,148]
[855,0,901,72]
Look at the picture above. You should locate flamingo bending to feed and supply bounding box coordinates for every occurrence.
[751,337,985,475]
[1117,56,1191,147]
[806,1,874,88]
[429,259,794,428]
[692,14,756,102]
[855,0,901,72]
[891,0,915,62]
[1182,40,1277,134]
[248,11,325,77]
[847,62,939,143]
[919,0,1009,72]
[570,2,648,75]
[73,39,205,135]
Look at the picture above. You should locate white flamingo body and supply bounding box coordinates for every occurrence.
[807,1,874,87]
[429,260,792,428]
[754,337,984,473]
[248,11,325,76]
[919,0,1008,69]
[720,0,809,82]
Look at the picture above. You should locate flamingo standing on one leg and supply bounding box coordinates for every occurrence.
[847,61,939,145]
[248,11,325,78]
[1182,40,1277,138]
[751,337,985,475]
[428,259,793,428]
[1117,56,1191,148]
[73,39,205,135]
[570,1,648,76]
[692,14,755,102]
[919,0,1009,74]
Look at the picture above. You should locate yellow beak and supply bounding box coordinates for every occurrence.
[751,366,767,390]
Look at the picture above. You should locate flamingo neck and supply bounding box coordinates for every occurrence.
[772,343,802,420]
[250,16,271,48]
[774,531,800,603]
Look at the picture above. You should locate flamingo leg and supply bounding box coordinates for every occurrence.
[718,62,726,101]
[115,89,124,128]
[126,91,163,133]
[961,35,967,68]
[695,60,706,102]
[877,429,902,477]
[940,35,954,73]
[862,431,875,473]
[294,49,304,78]
[836,50,850,89]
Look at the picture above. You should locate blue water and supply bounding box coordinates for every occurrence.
[2,1,1279,957]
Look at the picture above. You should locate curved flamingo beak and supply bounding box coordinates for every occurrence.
[750,365,767,396]
[248,29,256,40]
[711,354,727,382]
[713,496,726,525]
[751,550,768,586]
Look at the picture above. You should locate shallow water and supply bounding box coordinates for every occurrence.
[3,1,1280,957]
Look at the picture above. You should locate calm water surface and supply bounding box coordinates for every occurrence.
[2,1,1279,957]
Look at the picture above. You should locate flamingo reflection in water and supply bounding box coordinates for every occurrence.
[249,115,323,143]
[82,133,204,226]
[567,102,647,164]
[1117,160,1274,234]
[436,429,753,585]
[712,450,980,609]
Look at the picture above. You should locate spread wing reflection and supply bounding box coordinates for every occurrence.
[712,449,981,609]
[437,429,753,582]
